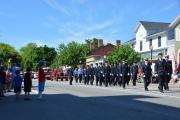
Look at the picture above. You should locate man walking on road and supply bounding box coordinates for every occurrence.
[164,55,172,90]
[142,59,152,91]
[155,53,166,93]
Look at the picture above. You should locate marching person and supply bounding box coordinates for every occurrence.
[142,59,152,91]
[78,66,83,83]
[164,55,172,90]
[155,53,166,93]
[114,62,121,86]
[67,66,74,85]
[90,64,95,85]
[131,62,138,86]
[127,64,131,86]
[121,60,128,89]
[99,63,104,86]
[84,65,90,85]
[94,63,100,86]
[105,63,111,87]
[74,68,79,83]
[110,64,116,86]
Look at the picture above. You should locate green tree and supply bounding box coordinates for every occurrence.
[53,41,89,67]
[20,43,38,70]
[107,45,140,64]
[21,43,57,70]
[0,43,22,65]
[85,38,99,48]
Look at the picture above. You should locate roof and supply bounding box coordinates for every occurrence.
[124,38,136,44]
[146,31,167,39]
[169,15,180,28]
[135,21,170,33]
[89,44,114,56]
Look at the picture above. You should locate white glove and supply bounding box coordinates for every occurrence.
[120,74,122,76]
[128,73,130,75]
[103,75,105,77]
[143,75,145,77]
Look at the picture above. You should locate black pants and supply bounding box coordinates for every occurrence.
[122,75,127,88]
[85,76,90,85]
[105,74,110,87]
[75,75,78,83]
[79,74,82,83]
[69,77,73,85]
[99,74,104,86]
[90,75,94,85]
[144,76,151,90]
[127,75,131,85]
[113,75,119,86]
[158,75,165,92]
[164,75,171,90]
[110,75,115,86]
[132,74,137,86]
[96,76,99,86]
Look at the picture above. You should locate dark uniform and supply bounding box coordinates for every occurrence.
[90,65,95,85]
[131,64,138,86]
[126,64,131,86]
[142,62,152,90]
[110,64,116,86]
[94,64,100,86]
[67,67,74,85]
[155,59,166,92]
[114,63,121,86]
[164,59,172,90]
[85,66,91,85]
[105,64,111,87]
[99,63,105,86]
[121,63,128,88]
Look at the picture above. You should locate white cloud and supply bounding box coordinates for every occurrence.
[162,1,178,11]
[43,0,70,15]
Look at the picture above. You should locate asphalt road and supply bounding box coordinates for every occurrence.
[0,80,180,120]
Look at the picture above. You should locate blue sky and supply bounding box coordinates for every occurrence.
[0,0,180,49]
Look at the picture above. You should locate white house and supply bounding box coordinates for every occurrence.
[132,16,180,72]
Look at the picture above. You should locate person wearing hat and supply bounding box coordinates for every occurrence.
[121,59,128,89]
[104,63,111,87]
[67,66,74,85]
[131,62,139,86]
[38,60,46,99]
[99,63,104,86]
[164,55,172,90]
[94,63,100,86]
[155,53,166,93]
[90,64,95,85]
[142,59,152,91]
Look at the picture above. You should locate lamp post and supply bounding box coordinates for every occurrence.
[150,45,153,61]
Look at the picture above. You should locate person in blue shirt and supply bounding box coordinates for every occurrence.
[74,68,79,83]
[11,63,21,80]
[78,66,83,83]
[13,70,23,99]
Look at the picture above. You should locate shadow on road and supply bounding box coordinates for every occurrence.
[0,94,180,120]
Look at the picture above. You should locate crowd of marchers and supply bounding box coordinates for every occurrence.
[67,53,180,93]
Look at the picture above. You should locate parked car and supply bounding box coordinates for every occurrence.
[43,67,52,80]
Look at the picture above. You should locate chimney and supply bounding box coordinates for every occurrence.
[116,40,121,46]
[98,39,103,48]
[90,42,96,50]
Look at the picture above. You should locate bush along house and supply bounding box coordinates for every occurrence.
[86,39,121,65]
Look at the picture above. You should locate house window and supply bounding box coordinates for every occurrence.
[158,36,161,47]
[149,39,152,48]
[140,41,142,51]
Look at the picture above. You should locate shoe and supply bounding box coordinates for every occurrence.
[145,88,148,91]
